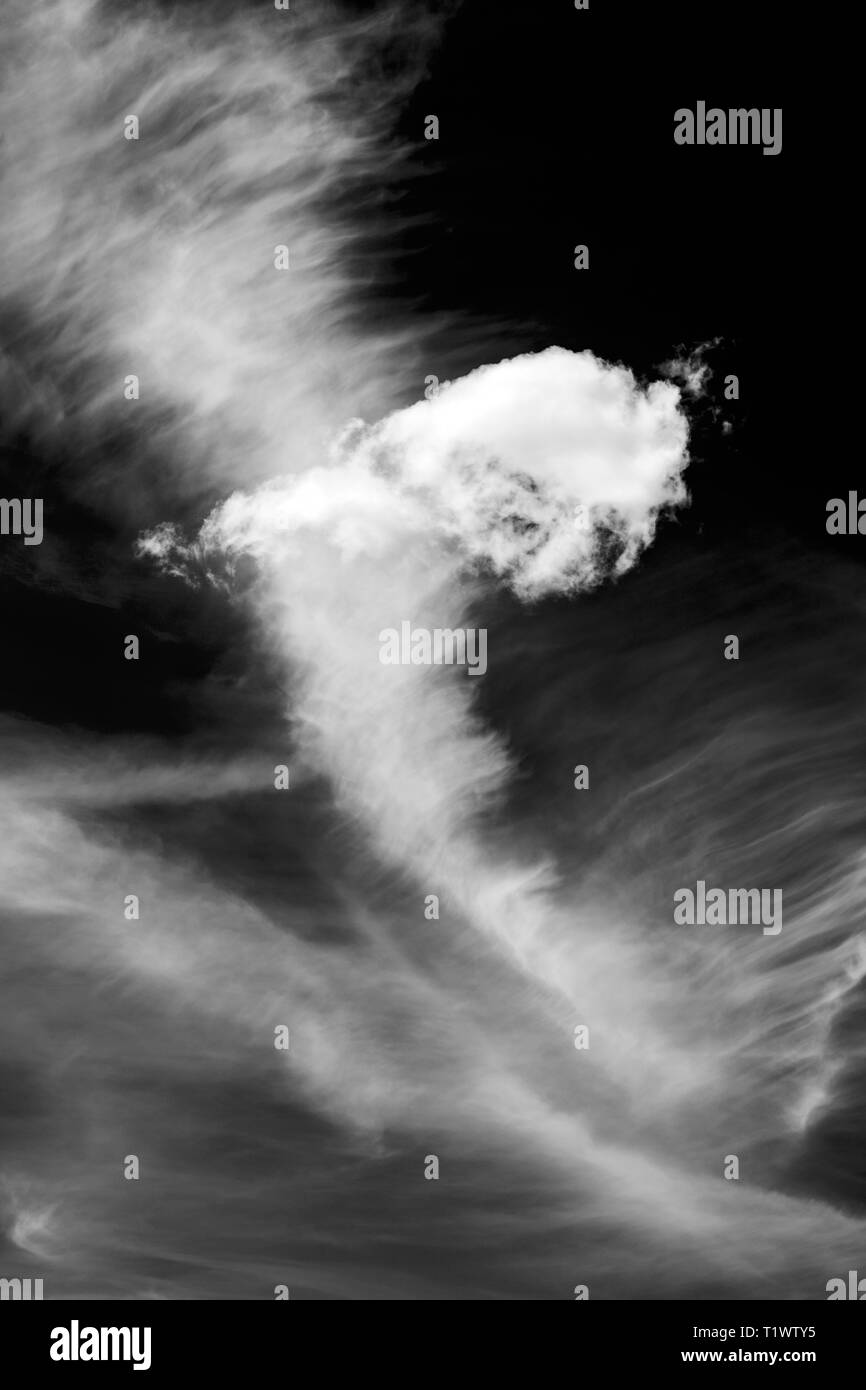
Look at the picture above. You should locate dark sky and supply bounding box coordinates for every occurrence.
[2,0,862,1304]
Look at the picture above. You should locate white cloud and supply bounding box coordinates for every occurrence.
[173,347,689,598]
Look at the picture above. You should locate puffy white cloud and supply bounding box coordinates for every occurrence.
[167,346,689,598]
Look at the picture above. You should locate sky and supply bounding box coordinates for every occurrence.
[1,0,861,1301]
